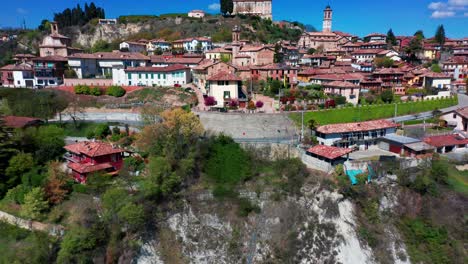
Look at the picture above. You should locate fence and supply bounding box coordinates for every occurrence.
[64,78,113,87]
[0,210,65,237]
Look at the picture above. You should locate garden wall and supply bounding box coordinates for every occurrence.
[64,78,113,87]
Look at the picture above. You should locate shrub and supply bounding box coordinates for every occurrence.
[90,87,101,96]
[106,85,126,97]
[228,99,239,109]
[93,124,111,139]
[64,69,78,78]
[74,85,90,95]
[256,100,264,108]
[381,90,394,103]
[237,198,260,217]
[204,96,216,106]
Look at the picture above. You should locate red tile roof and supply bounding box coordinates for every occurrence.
[316,119,399,134]
[166,57,204,64]
[68,162,114,174]
[207,71,241,81]
[125,64,188,73]
[423,134,468,148]
[64,141,126,157]
[351,49,385,55]
[3,116,42,128]
[324,81,358,88]
[421,72,451,78]
[0,63,33,71]
[307,145,353,160]
[32,55,67,62]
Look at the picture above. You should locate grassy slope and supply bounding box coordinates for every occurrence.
[290,97,458,126]
[447,164,468,195]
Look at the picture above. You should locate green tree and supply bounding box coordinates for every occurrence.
[374,57,394,68]
[5,152,35,188]
[220,0,234,15]
[117,203,145,232]
[21,187,49,220]
[381,90,394,103]
[33,126,65,163]
[434,25,446,46]
[431,63,442,73]
[274,43,284,63]
[386,28,397,46]
[0,116,16,196]
[57,226,100,264]
[93,124,111,139]
[414,30,425,40]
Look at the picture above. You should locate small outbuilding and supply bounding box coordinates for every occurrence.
[377,134,420,155]
[403,142,435,158]
[305,145,354,172]
[423,134,468,154]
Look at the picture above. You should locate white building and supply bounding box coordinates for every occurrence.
[188,10,205,18]
[232,0,272,20]
[146,39,171,54]
[172,37,213,53]
[0,63,35,88]
[98,19,117,25]
[119,41,147,53]
[421,72,452,89]
[206,71,246,107]
[315,119,399,150]
[67,52,150,79]
[112,64,191,87]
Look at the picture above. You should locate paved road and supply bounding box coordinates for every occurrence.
[388,94,468,123]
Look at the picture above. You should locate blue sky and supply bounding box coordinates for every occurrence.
[2,0,467,38]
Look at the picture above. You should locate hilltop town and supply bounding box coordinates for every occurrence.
[0,1,467,264]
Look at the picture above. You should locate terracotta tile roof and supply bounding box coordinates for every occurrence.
[373,68,404,75]
[207,71,241,81]
[150,55,170,63]
[125,64,189,73]
[166,57,204,64]
[316,119,399,134]
[94,52,150,60]
[14,54,36,58]
[32,55,67,62]
[307,145,353,160]
[239,45,273,52]
[351,49,385,55]
[64,141,126,157]
[0,63,33,71]
[421,72,451,78]
[423,134,468,148]
[324,80,358,88]
[3,116,42,128]
[68,162,114,174]
[205,47,231,53]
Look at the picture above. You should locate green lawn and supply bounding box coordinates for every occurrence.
[290,97,458,126]
[47,122,118,137]
[447,164,468,195]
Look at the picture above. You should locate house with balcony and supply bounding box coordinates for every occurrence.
[371,68,405,88]
[32,56,67,87]
[172,37,213,53]
[147,39,171,55]
[0,63,35,88]
[112,64,191,87]
[67,52,150,79]
[323,80,360,105]
[315,119,399,150]
[207,71,247,107]
[64,141,128,183]
[251,63,298,86]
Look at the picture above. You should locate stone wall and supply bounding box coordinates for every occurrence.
[0,210,65,237]
[64,78,113,87]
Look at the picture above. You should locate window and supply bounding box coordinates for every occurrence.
[49,80,55,85]
[224,91,231,99]
[139,73,142,79]
[453,113,457,119]
[127,73,131,79]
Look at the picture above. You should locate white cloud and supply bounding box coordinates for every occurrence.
[16,8,28,14]
[208,3,220,11]
[428,0,467,18]
[431,10,456,18]
[448,0,468,6]
[429,2,446,10]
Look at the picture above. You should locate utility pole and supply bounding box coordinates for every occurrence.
[394,103,397,119]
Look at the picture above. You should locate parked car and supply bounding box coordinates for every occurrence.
[174,84,181,88]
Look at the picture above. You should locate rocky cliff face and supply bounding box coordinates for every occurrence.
[134,183,409,264]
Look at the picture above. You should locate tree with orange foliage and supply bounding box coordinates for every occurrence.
[44,161,69,205]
